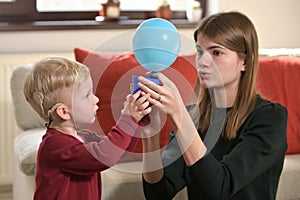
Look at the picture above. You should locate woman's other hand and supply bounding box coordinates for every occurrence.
[138,73,184,115]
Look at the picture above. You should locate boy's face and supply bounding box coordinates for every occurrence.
[72,75,99,126]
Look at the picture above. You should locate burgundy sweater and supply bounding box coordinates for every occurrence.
[34,115,141,200]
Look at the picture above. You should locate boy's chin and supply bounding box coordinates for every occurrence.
[75,118,97,127]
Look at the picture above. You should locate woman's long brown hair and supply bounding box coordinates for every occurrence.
[194,11,259,140]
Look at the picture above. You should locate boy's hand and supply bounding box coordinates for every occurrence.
[121,90,152,122]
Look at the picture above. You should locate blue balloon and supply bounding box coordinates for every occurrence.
[133,18,181,72]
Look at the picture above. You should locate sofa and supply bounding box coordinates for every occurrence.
[12,48,300,200]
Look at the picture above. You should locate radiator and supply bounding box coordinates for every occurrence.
[0,52,72,185]
[0,63,20,185]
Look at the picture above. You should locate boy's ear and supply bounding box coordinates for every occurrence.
[55,104,71,120]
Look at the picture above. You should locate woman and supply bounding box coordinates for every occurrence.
[138,11,288,200]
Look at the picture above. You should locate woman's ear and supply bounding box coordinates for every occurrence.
[55,104,71,120]
[240,60,246,72]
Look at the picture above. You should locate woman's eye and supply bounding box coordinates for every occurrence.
[213,50,222,56]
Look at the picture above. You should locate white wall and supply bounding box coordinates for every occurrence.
[0,29,196,54]
[0,0,299,53]
[218,0,300,48]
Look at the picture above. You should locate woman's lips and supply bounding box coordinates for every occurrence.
[199,71,210,79]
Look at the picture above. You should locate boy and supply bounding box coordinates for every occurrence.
[23,57,151,200]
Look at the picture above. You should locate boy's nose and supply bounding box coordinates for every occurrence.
[94,95,99,104]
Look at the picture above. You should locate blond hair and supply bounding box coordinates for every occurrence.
[23,57,90,122]
[193,11,259,140]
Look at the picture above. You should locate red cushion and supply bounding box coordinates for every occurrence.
[257,56,300,154]
[75,47,300,155]
[74,47,198,154]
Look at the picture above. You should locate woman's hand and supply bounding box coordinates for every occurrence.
[138,72,184,115]
[142,106,164,182]
[137,72,185,131]
[142,106,162,139]
[139,73,207,165]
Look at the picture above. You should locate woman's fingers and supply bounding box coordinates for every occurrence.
[137,76,164,103]
[146,72,172,87]
[138,76,161,93]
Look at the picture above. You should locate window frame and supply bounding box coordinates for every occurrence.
[0,0,100,22]
[0,0,207,30]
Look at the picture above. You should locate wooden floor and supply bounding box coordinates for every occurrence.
[0,185,12,200]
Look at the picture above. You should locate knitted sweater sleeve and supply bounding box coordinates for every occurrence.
[42,114,142,175]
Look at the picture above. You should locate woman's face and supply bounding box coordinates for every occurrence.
[72,75,99,126]
[196,33,245,92]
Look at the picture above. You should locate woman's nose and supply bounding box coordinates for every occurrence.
[197,52,212,69]
[197,57,208,70]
